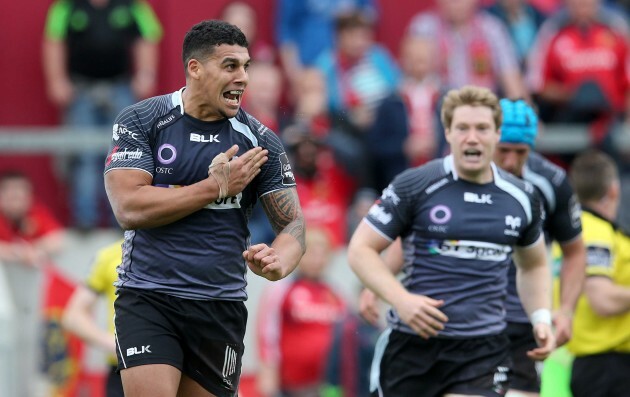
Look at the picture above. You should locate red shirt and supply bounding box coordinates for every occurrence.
[529,19,630,111]
[295,151,355,248]
[0,203,62,242]
[257,278,346,388]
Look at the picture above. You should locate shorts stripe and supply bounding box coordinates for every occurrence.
[370,328,392,395]
[113,312,127,369]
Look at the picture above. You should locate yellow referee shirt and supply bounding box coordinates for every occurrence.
[567,210,630,356]
[85,239,123,365]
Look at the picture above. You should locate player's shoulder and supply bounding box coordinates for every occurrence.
[392,157,451,194]
[526,152,567,186]
[582,209,616,234]
[233,109,281,147]
[495,165,537,198]
[116,91,180,129]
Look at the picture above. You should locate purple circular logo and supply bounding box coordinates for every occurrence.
[157,144,177,164]
[429,205,451,224]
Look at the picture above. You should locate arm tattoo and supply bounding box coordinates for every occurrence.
[260,188,305,251]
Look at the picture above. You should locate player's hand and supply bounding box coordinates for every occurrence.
[358,288,381,326]
[527,323,556,361]
[394,292,448,339]
[47,78,74,108]
[243,244,285,281]
[552,310,573,347]
[208,145,268,199]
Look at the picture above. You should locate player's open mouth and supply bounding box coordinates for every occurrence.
[463,149,482,159]
[223,90,243,106]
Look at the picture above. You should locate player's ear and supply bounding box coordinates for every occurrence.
[444,127,452,144]
[187,59,202,80]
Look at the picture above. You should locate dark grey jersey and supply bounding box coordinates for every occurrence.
[365,155,543,338]
[104,89,296,300]
[505,151,582,323]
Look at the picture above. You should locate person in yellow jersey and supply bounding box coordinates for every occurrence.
[566,150,630,397]
[62,239,123,397]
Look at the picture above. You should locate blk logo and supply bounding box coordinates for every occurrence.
[464,192,493,204]
[190,133,220,143]
[127,345,151,356]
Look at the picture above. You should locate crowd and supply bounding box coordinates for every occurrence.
[0,0,629,396]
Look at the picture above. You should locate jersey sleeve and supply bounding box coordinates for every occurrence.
[104,106,154,176]
[247,115,296,197]
[548,176,582,244]
[517,188,544,247]
[130,0,163,43]
[44,0,71,40]
[363,171,416,241]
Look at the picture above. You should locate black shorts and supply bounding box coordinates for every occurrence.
[505,322,540,392]
[371,329,512,397]
[113,287,247,397]
[571,352,630,397]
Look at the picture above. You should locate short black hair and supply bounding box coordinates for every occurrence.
[182,20,248,71]
[0,170,29,185]
[570,150,618,203]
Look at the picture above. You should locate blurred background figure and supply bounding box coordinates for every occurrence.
[527,0,630,154]
[322,189,381,397]
[62,239,123,397]
[321,287,381,397]
[256,229,346,397]
[243,63,285,135]
[243,62,285,245]
[275,0,377,101]
[290,68,331,138]
[283,124,356,248]
[42,0,162,230]
[315,10,400,189]
[0,171,66,397]
[345,188,379,243]
[408,0,527,98]
[220,1,276,64]
[366,34,441,191]
[484,0,548,70]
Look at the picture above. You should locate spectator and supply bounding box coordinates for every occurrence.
[243,63,284,134]
[0,171,66,397]
[345,188,379,243]
[291,68,331,138]
[323,189,381,397]
[408,0,527,98]
[316,11,400,129]
[321,298,381,397]
[526,0,630,147]
[366,35,441,191]
[315,10,400,189]
[485,0,548,68]
[62,239,124,397]
[256,228,346,397]
[275,0,376,98]
[283,123,356,248]
[42,0,162,230]
[220,1,276,64]
[566,150,630,397]
[242,62,285,245]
